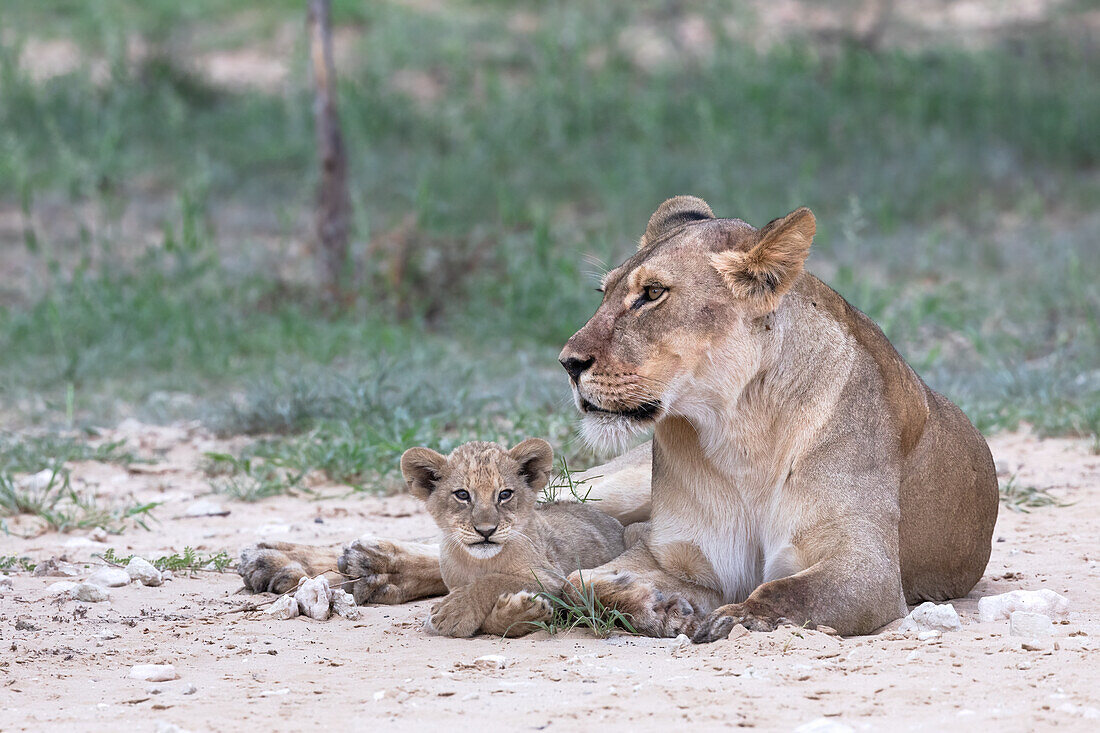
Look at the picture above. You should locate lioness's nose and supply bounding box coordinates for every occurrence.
[559,355,594,381]
[475,525,497,540]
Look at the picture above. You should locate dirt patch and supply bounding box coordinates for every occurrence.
[1,426,1098,730]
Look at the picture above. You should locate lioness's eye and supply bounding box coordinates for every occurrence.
[453,490,470,502]
[498,489,513,502]
[642,285,667,302]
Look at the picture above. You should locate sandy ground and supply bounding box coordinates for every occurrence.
[1,424,1098,732]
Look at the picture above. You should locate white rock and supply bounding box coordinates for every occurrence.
[898,602,962,633]
[19,469,56,493]
[264,594,299,620]
[670,633,692,653]
[89,527,109,542]
[978,589,1069,623]
[88,567,131,588]
[0,576,13,591]
[97,629,121,640]
[1010,611,1054,638]
[161,570,174,582]
[794,718,854,733]
[473,654,507,670]
[184,500,229,517]
[917,629,942,641]
[294,576,331,621]
[46,580,78,596]
[130,664,179,682]
[125,557,163,586]
[74,583,109,602]
[330,589,361,620]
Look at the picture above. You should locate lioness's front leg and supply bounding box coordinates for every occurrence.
[693,530,907,642]
[565,542,721,638]
[337,535,447,605]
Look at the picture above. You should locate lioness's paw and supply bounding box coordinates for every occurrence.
[238,543,307,595]
[482,591,553,637]
[339,537,406,605]
[564,569,695,638]
[427,591,484,638]
[691,603,782,643]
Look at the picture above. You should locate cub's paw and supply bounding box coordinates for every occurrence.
[238,543,307,594]
[691,602,785,643]
[482,591,553,637]
[426,590,485,638]
[338,537,406,605]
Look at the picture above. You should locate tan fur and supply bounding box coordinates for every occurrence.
[403,439,625,637]
[557,196,998,639]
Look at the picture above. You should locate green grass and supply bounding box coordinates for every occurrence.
[0,554,37,572]
[531,570,637,638]
[540,457,601,504]
[0,1,1097,475]
[0,465,157,533]
[99,546,233,574]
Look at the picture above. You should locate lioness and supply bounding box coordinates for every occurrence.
[239,196,997,642]
[402,439,625,637]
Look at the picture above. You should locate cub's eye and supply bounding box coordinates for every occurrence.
[497,489,514,502]
[642,285,667,302]
[453,490,470,502]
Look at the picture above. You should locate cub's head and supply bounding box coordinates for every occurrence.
[559,196,815,449]
[400,439,554,560]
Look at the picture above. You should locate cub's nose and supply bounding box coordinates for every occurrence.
[559,355,595,382]
[475,525,498,540]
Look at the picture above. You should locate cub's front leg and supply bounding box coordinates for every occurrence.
[427,573,542,638]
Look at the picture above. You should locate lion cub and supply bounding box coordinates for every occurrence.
[401,438,625,637]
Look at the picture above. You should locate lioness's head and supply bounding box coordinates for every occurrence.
[400,439,554,560]
[559,196,815,449]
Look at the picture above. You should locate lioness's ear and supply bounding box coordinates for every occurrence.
[639,196,715,250]
[508,438,554,492]
[400,447,448,501]
[711,206,815,310]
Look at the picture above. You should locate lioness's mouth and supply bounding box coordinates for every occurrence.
[580,397,661,422]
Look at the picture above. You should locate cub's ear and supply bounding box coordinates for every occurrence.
[400,447,448,501]
[639,195,715,250]
[711,206,815,310]
[508,438,554,492]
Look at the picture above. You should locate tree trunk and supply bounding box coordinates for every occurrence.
[308,0,352,304]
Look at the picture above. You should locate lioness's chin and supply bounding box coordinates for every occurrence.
[579,411,652,453]
[464,543,503,560]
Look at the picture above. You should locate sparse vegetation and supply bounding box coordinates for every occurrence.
[0,1,1096,471]
[100,546,233,574]
[541,457,601,504]
[0,554,37,572]
[0,466,157,532]
[999,475,1067,513]
[530,572,636,638]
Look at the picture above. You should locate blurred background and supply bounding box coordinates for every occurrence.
[0,0,1097,492]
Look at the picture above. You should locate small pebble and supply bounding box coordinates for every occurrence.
[46,580,78,596]
[129,664,179,682]
[899,602,961,633]
[32,558,81,577]
[473,654,507,670]
[1010,611,1054,638]
[74,582,110,602]
[264,594,299,620]
[182,683,197,695]
[184,500,229,518]
[89,527,109,542]
[87,567,131,588]
[125,557,163,587]
[331,589,361,620]
[294,576,331,621]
